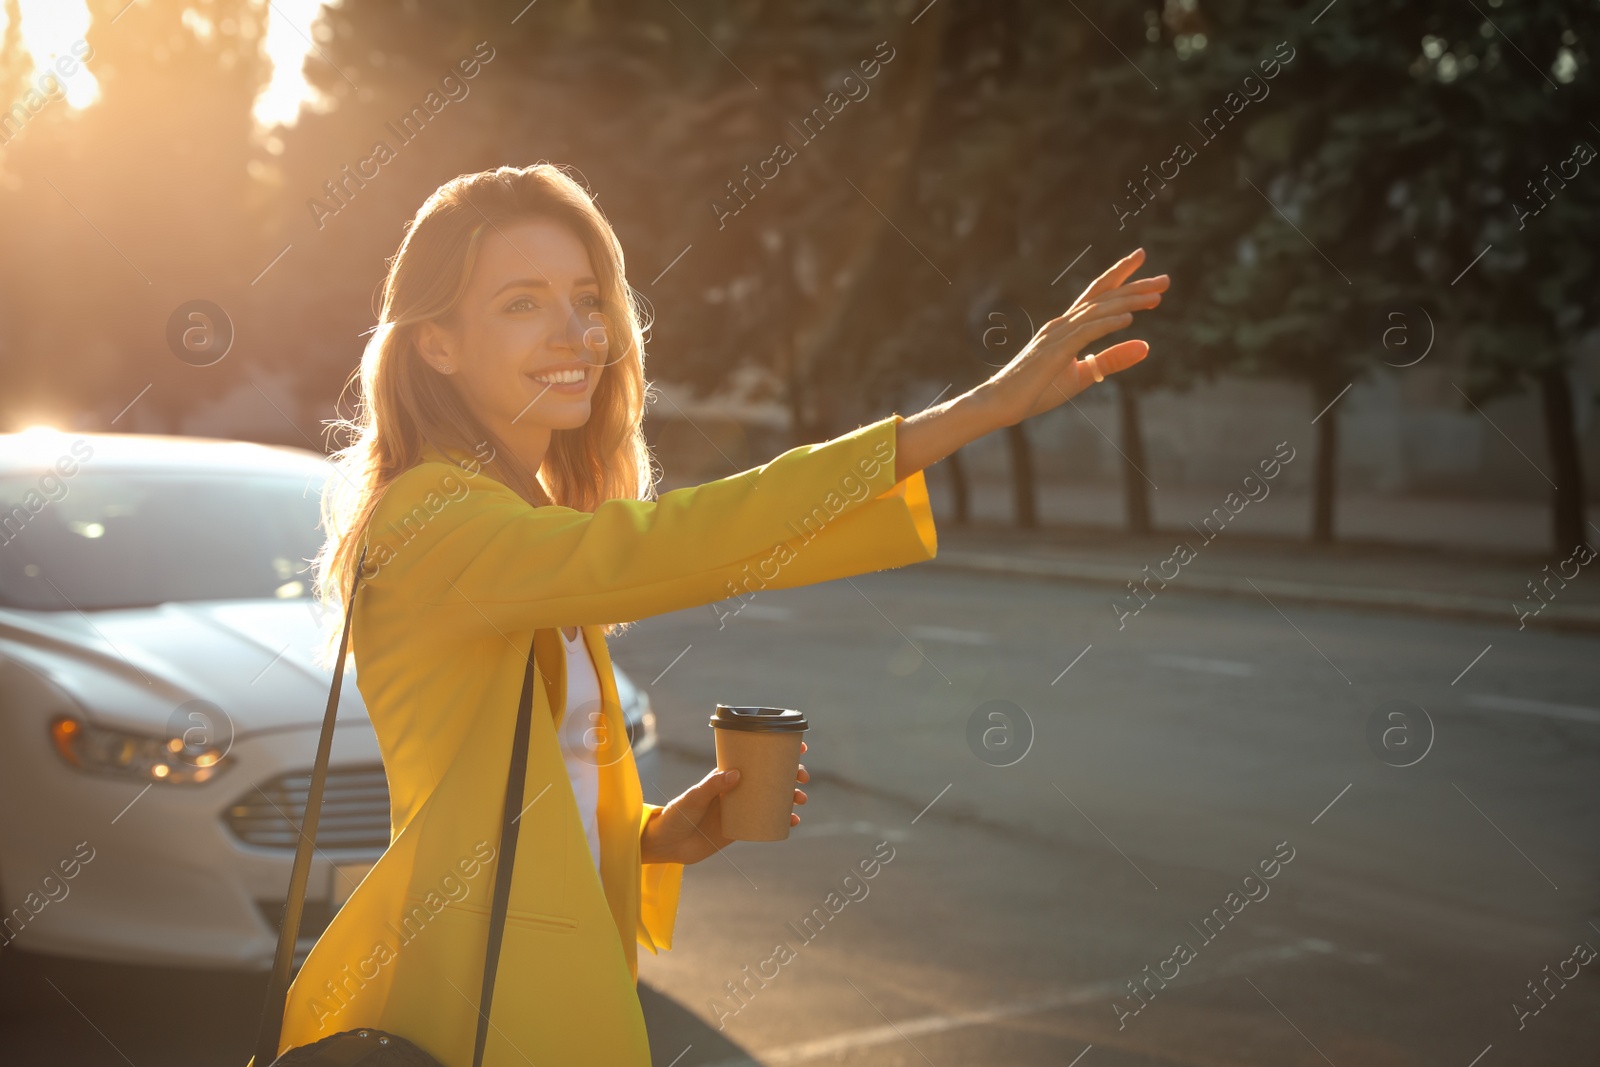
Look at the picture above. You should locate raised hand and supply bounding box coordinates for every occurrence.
[979,248,1168,426]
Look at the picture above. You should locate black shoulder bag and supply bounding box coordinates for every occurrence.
[251,545,540,1067]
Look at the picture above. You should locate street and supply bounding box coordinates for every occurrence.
[4,565,1597,1065]
[625,564,1600,1066]
[2,0,1595,1062]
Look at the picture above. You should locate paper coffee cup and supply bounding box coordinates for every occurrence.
[709,705,808,841]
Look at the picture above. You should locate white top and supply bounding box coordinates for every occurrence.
[557,626,604,874]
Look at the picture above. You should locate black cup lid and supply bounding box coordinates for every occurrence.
[709,705,808,732]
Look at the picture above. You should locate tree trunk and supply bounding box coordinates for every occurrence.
[1117,381,1152,535]
[1537,362,1588,553]
[1005,423,1036,528]
[1312,383,1339,543]
[946,448,970,525]
[784,372,809,447]
[787,1,949,396]
[775,251,816,448]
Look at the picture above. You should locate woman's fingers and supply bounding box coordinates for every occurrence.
[794,787,807,805]
[1067,271,1168,330]
[1099,280,1169,309]
[1098,273,1170,301]
[1076,248,1147,306]
[1045,287,1158,346]
[1087,340,1150,378]
[1033,307,1130,358]
[1098,339,1151,375]
[688,767,739,811]
[1058,311,1135,355]
[1072,340,1149,393]
[1125,273,1171,295]
[1077,277,1167,318]
[797,763,809,784]
[1068,288,1164,325]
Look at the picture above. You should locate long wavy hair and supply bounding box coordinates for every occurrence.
[310,164,656,667]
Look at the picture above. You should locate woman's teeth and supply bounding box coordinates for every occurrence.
[532,368,585,384]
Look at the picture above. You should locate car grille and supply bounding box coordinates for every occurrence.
[225,764,391,851]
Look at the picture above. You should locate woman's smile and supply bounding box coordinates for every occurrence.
[527,360,592,395]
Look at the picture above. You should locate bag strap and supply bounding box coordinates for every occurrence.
[252,543,538,1067]
[251,543,368,1065]
[473,620,540,1067]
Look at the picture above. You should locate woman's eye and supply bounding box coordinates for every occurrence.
[578,292,601,308]
[507,296,538,312]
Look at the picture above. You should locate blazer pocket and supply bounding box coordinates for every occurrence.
[504,909,579,935]
[418,894,581,936]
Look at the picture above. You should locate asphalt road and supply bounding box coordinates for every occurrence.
[623,565,1600,1067]
[4,566,1597,1066]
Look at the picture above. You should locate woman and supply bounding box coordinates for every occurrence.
[291,163,1165,1064]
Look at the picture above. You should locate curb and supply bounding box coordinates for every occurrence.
[925,550,1600,634]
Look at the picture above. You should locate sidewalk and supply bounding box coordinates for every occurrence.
[925,479,1565,554]
[924,517,1600,633]
[908,471,1600,631]
[659,459,1598,629]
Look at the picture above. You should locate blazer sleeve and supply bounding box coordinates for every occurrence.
[362,412,937,635]
[635,802,684,954]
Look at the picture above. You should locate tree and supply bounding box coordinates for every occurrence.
[1019,0,1291,535]
[1404,0,1599,554]
[1199,1,1454,542]
[0,0,270,434]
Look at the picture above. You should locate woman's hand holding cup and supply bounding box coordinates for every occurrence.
[640,741,810,865]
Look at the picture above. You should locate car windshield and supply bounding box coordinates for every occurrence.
[0,469,327,610]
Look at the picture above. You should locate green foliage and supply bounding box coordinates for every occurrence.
[0,0,1593,511]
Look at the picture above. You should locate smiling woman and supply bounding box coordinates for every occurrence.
[289,163,1161,1066]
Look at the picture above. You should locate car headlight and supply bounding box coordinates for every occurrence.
[635,695,657,752]
[49,715,231,785]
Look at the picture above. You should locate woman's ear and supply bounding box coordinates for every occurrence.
[415,320,458,374]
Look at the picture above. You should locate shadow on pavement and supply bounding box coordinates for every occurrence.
[641,980,762,1066]
[0,947,266,1064]
[0,949,760,1067]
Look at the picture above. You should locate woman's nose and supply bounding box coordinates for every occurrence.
[565,304,611,363]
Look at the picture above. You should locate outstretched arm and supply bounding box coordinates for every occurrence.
[364,249,1161,637]
[367,412,934,637]
[895,247,1167,483]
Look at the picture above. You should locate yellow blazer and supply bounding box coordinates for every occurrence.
[270,412,937,1065]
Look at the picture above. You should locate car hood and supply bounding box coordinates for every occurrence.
[0,598,365,736]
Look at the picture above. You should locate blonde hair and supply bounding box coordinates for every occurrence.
[311,164,656,665]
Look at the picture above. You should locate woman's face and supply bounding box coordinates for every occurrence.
[418,216,610,442]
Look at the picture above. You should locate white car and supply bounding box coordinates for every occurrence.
[0,430,656,972]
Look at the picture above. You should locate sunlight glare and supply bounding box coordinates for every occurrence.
[252,0,337,132]
[16,0,98,109]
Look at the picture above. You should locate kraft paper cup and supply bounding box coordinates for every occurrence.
[709,705,808,841]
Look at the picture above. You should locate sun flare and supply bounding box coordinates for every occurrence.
[252,0,338,131]
[2,0,335,133]
[14,0,99,109]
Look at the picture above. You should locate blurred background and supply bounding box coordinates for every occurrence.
[1,0,1596,553]
[1,1,1598,1065]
